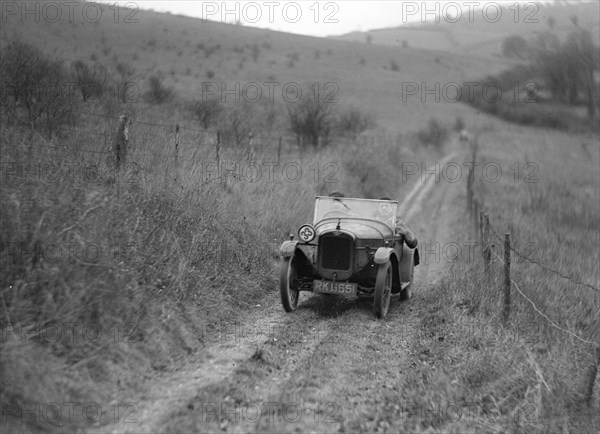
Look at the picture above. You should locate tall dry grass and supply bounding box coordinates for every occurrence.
[448,123,600,431]
[0,75,447,430]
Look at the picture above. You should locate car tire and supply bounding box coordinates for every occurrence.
[400,262,414,301]
[374,261,392,319]
[280,256,299,312]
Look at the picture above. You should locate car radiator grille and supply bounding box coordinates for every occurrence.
[320,236,352,270]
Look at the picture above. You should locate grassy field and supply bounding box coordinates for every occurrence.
[430,119,600,432]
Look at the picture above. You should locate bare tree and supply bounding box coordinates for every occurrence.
[189,98,223,130]
[71,60,107,101]
[335,106,376,140]
[0,40,78,137]
[287,97,335,148]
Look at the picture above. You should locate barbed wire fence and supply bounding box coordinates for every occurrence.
[464,138,600,406]
[106,109,353,154]
[5,109,314,191]
[75,109,291,160]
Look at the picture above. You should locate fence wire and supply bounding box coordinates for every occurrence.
[491,251,598,348]
[487,223,599,293]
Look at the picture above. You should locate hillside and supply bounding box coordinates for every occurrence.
[334,1,600,57]
[0,3,515,133]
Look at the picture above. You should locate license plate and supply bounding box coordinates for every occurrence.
[313,280,357,296]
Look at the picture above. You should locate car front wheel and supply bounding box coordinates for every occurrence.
[280,256,299,312]
[374,261,392,319]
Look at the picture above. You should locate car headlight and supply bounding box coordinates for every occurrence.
[298,224,315,243]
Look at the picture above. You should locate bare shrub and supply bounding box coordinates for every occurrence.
[71,60,107,101]
[204,44,221,58]
[114,62,138,103]
[144,74,174,104]
[287,52,299,68]
[287,96,335,148]
[188,98,223,130]
[417,117,448,149]
[219,102,254,146]
[257,101,283,138]
[454,116,466,132]
[0,40,78,137]
[335,106,376,140]
[252,43,260,62]
[344,144,387,197]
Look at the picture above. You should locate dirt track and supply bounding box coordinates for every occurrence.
[92,142,465,434]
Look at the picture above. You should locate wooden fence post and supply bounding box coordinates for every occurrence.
[473,199,480,242]
[503,233,511,322]
[466,166,473,212]
[483,214,491,271]
[479,210,484,250]
[112,114,130,170]
[585,346,600,406]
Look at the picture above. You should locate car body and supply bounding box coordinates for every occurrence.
[279,196,418,318]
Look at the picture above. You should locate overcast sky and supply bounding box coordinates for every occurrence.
[110,1,561,37]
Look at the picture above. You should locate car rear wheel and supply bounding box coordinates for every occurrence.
[400,262,414,301]
[374,261,392,319]
[280,257,299,312]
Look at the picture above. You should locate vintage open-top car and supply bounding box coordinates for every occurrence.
[279,196,418,318]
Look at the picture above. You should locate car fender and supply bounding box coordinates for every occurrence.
[399,244,415,282]
[374,247,395,264]
[280,240,298,258]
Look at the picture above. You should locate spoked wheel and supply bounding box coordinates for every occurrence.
[374,261,392,319]
[280,257,299,312]
[400,262,414,301]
